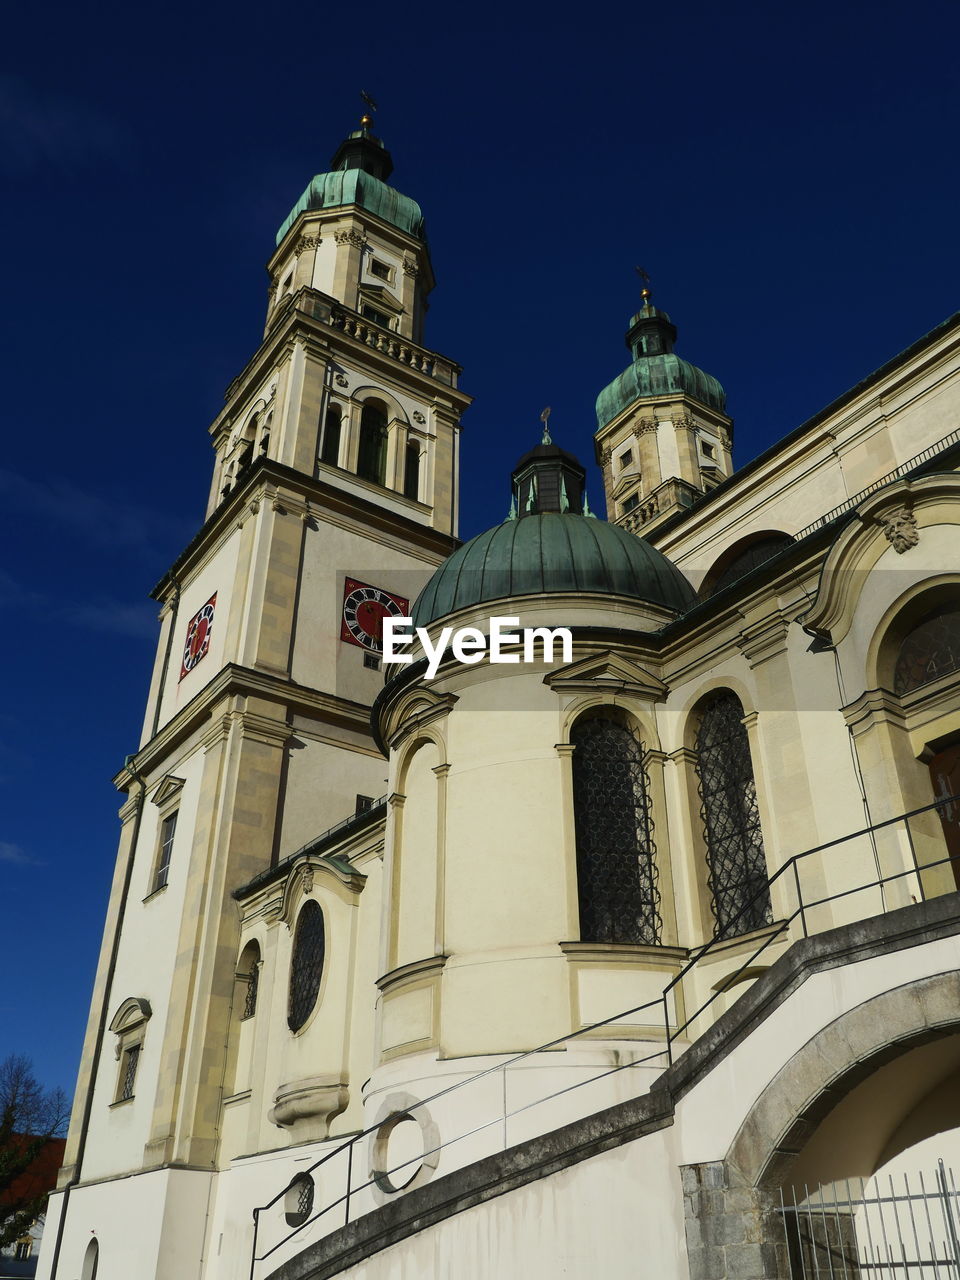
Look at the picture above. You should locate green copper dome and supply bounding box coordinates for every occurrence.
[276,169,424,244]
[595,302,726,428]
[276,124,425,244]
[412,512,695,626]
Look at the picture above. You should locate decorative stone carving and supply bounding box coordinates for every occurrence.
[877,506,919,554]
[294,234,321,255]
[719,426,732,450]
[402,254,419,276]
[673,414,696,432]
[300,865,314,895]
[599,446,613,469]
[334,228,366,249]
[636,417,659,436]
[412,410,426,424]
[334,373,349,388]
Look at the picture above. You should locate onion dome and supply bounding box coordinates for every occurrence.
[595,301,725,428]
[276,117,424,244]
[412,429,695,627]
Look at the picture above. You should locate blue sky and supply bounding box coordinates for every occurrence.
[3,0,959,1093]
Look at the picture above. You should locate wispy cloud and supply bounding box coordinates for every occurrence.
[0,467,191,553]
[66,599,159,640]
[0,571,157,641]
[0,842,35,865]
[0,76,132,178]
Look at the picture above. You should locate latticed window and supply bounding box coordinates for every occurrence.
[571,712,661,945]
[119,1044,140,1101]
[694,691,772,940]
[241,961,259,1021]
[284,1174,315,1227]
[894,606,960,695]
[288,901,325,1032]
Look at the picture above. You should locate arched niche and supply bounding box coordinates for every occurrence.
[390,737,442,971]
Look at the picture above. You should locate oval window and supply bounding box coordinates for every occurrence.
[288,901,325,1031]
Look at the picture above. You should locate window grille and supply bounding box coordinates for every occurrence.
[694,691,772,939]
[894,605,960,695]
[284,1174,315,1227]
[119,1044,140,1101]
[154,811,178,892]
[288,901,325,1032]
[571,713,661,945]
[241,962,259,1021]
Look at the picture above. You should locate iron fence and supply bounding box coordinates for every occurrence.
[248,792,960,1278]
[781,1162,960,1278]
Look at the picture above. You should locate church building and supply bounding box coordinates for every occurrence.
[40,117,960,1280]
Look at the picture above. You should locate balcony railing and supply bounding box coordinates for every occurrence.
[248,793,960,1278]
[262,288,460,388]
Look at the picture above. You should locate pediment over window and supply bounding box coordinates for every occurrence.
[800,474,960,645]
[381,687,458,750]
[108,996,152,1035]
[150,776,186,807]
[544,650,668,700]
[276,856,366,926]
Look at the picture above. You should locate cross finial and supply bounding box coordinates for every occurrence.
[540,406,552,445]
[635,265,652,305]
[360,90,378,129]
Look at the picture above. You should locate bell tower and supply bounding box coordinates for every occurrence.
[594,287,734,536]
[52,114,471,1264]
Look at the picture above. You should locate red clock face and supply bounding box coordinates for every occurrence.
[180,593,217,679]
[340,578,409,653]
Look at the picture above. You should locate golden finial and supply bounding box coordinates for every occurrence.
[360,90,378,130]
[635,265,652,307]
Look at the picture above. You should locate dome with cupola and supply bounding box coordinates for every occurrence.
[276,117,425,244]
[595,299,726,427]
[412,431,695,626]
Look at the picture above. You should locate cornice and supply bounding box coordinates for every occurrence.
[376,954,448,995]
[113,663,377,792]
[841,686,908,736]
[151,458,459,599]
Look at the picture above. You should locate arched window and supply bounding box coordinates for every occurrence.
[237,940,261,1021]
[237,416,257,476]
[571,711,661,945]
[81,1238,99,1280]
[893,605,960,695]
[320,405,341,467]
[288,900,325,1032]
[694,691,772,939]
[403,441,420,501]
[703,532,794,597]
[357,402,388,485]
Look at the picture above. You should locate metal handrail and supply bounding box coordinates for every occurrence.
[249,792,960,1275]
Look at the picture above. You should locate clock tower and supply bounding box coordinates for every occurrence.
[53,113,470,1241]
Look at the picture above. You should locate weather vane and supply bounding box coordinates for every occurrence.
[360,90,379,122]
[540,405,552,445]
[634,265,652,305]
